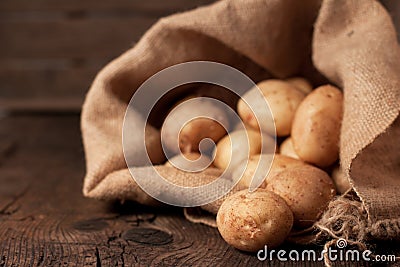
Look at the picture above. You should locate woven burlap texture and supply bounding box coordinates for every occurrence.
[81,0,400,243]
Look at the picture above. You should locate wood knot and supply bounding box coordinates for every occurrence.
[122,227,173,245]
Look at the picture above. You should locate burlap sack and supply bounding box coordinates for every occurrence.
[81,0,400,246]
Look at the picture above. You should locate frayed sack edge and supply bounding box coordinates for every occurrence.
[313,191,400,266]
[185,191,400,266]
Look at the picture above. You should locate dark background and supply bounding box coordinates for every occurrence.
[0,0,215,112]
[0,0,398,113]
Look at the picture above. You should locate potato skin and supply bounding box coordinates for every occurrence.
[162,98,229,154]
[280,137,299,159]
[212,129,275,171]
[179,118,226,152]
[266,165,336,228]
[234,154,306,189]
[217,189,293,252]
[237,79,305,136]
[291,85,343,167]
[233,121,258,132]
[285,77,313,94]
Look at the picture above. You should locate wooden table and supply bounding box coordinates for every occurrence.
[1,0,400,266]
[1,114,399,267]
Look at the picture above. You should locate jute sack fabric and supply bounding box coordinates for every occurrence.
[81,0,400,244]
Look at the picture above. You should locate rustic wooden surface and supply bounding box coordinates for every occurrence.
[1,0,399,112]
[1,0,400,265]
[0,0,215,111]
[0,114,398,266]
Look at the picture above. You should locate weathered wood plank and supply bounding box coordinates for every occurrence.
[0,0,215,13]
[0,17,156,59]
[0,98,83,111]
[0,61,99,111]
[0,0,215,59]
[0,63,98,95]
[0,0,216,111]
[0,115,384,266]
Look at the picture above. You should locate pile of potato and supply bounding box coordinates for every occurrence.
[160,77,351,252]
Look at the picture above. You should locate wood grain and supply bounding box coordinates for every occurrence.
[0,0,214,13]
[0,18,155,59]
[0,62,99,111]
[0,0,216,112]
[0,115,389,266]
[0,0,398,112]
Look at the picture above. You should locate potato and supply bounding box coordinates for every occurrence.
[233,121,257,132]
[164,152,213,172]
[237,79,305,136]
[332,166,351,194]
[286,77,313,94]
[233,154,306,189]
[233,122,279,153]
[162,98,229,153]
[212,129,275,171]
[280,137,299,159]
[266,154,307,177]
[291,85,343,167]
[267,165,336,228]
[217,189,293,252]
